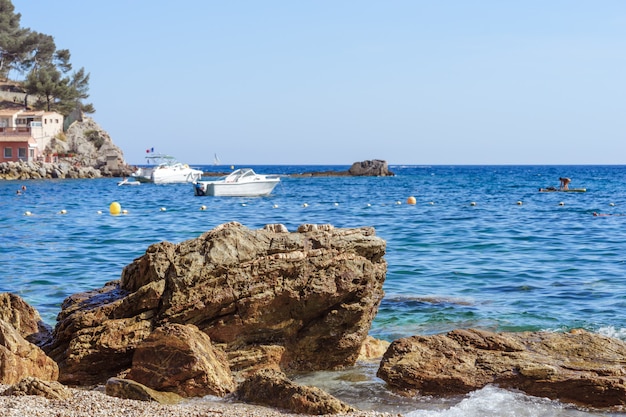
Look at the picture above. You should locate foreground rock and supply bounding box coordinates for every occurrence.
[126,323,235,397]
[46,222,387,391]
[237,369,356,415]
[377,328,626,408]
[0,319,58,384]
[1,377,70,400]
[0,292,51,346]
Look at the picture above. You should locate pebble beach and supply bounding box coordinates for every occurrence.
[0,385,396,417]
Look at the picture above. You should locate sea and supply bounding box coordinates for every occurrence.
[2,164,626,416]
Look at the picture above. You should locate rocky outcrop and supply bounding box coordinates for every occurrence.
[0,292,51,346]
[290,160,395,177]
[377,328,626,408]
[45,222,387,389]
[0,319,58,384]
[236,368,356,415]
[0,160,102,180]
[61,116,134,176]
[348,160,394,176]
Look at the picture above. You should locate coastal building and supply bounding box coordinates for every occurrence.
[0,109,64,163]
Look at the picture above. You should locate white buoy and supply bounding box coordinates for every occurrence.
[334,202,339,206]
[610,202,615,207]
[97,210,103,215]
[160,207,166,212]
[58,209,67,214]
[273,204,279,209]
[429,201,435,205]
[122,209,129,214]
[302,203,308,207]
[559,202,565,206]
[395,201,402,205]
[516,201,523,205]
[200,205,207,211]
[470,202,477,206]
[24,211,32,216]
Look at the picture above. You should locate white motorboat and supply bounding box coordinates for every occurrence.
[117,178,141,186]
[132,153,203,184]
[193,168,280,196]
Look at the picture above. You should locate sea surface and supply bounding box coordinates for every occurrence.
[2,164,626,416]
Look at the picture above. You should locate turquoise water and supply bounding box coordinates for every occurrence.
[2,164,626,416]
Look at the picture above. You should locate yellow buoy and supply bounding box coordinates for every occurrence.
[406,196,416,205]
[109,202,121,215]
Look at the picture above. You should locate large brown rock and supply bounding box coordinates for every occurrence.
[47,222,387,389]
[0,319,58,384]
[236,368,356,415]
[126,323,235,397]
[377,328,626,408]
[0,293,52,346]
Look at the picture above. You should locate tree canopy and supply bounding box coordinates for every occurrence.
[0,0,94,115]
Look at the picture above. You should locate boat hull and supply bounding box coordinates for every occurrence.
[194,179,279,196]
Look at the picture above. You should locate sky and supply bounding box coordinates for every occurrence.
[11,1,626,166]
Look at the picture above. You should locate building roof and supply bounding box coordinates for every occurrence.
[0,135,36,144]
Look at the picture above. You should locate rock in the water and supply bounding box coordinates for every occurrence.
[348,160,394,176]
[46,222,387,390]
[236,368,356,415]
[377,328,626,408]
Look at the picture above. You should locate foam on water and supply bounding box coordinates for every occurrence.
[404,385,590,417]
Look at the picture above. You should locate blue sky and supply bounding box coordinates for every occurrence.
[12,1,626,165]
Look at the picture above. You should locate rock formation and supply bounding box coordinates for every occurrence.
[236,368,356,415]
[45,222,387,389]
[290,159,395,177]
[348,160,394,176]
[377,328,626,408]
[125,323,235,397]
[0,319,58,385]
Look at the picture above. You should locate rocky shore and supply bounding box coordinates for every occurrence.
[0,160,103,180]
[3,222,626,415]
[0,384,394,417]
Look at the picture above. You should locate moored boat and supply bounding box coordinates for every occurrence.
[193,168,280,197]
[132,153,202,184]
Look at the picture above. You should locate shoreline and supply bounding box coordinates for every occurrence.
[0,385,395,417]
